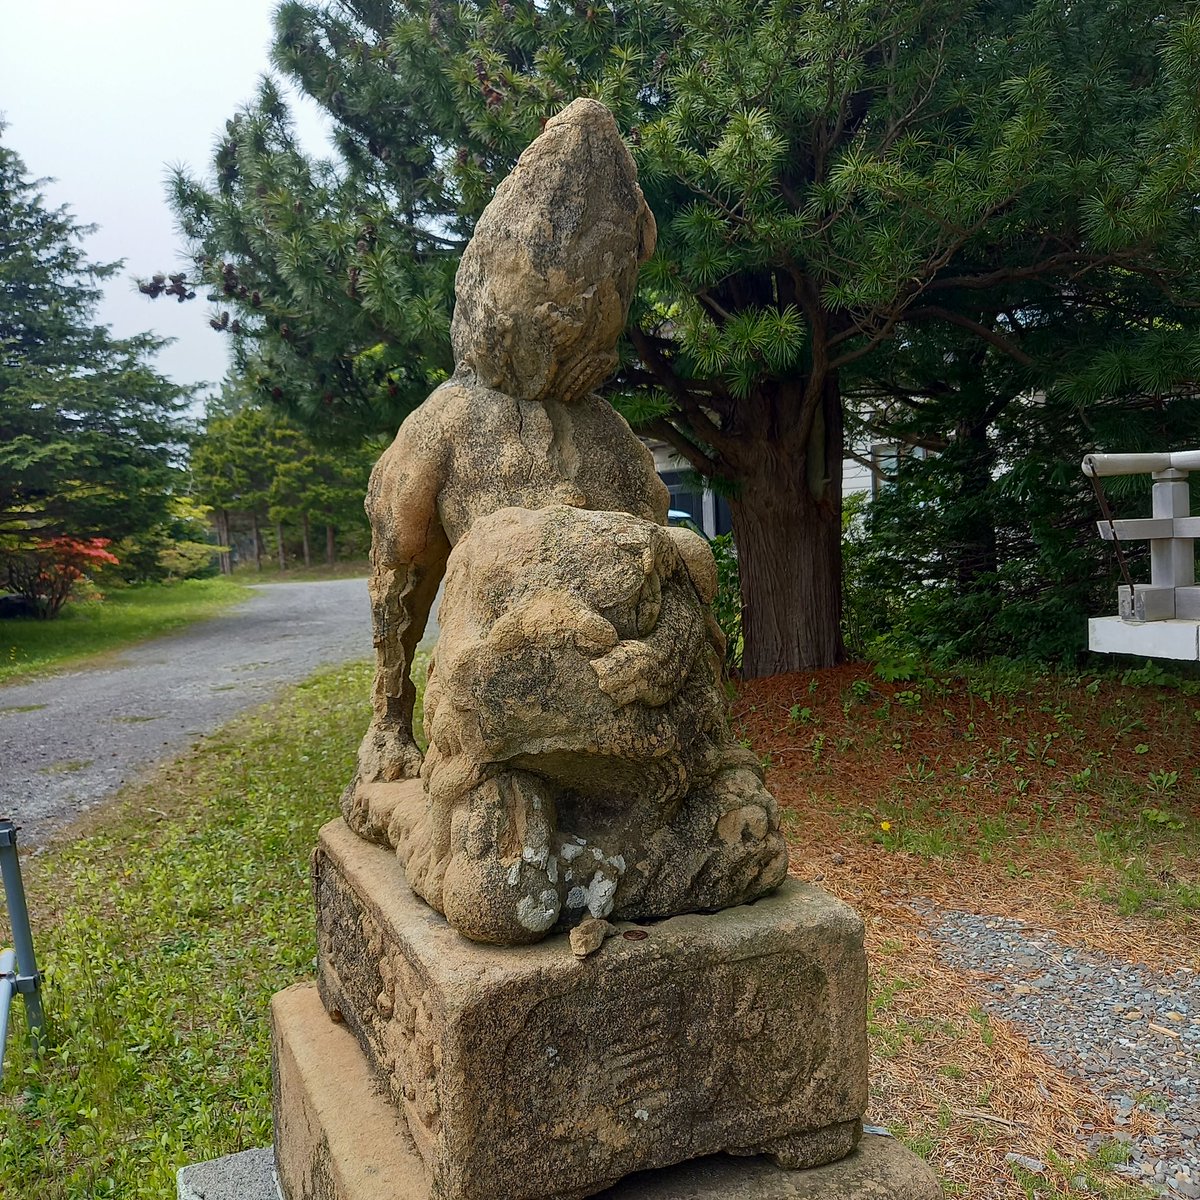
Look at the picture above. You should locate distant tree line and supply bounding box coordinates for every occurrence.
[189,388,374,574]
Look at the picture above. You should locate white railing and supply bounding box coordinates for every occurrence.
[1082,451,1200,660]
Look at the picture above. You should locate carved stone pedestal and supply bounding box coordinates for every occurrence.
[272,983,939,1200]
[270,818,920,1200]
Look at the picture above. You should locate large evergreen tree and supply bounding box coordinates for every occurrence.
[0,129,192,589]
[167,0,1200,674]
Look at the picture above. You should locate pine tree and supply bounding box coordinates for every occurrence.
[167,0,1200,673]
[0,128,192,596]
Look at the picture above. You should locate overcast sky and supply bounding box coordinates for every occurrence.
[0,1,331,396]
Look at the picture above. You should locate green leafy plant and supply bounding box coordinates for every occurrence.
[1141,806,1185,832]
[708,532,743,672]
[1146,770,1179,798]
[867,635,925,684]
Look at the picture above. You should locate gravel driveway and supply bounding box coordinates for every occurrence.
[921,906,1200,1195]
[0,579,374,847]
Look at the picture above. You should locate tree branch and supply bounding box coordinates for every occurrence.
[926,251,1128,293]
[645,416,720,478]
[904,305,1035,366]
[629,326,738,461]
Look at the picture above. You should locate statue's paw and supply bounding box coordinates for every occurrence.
[385,737,426,782]
[441,851,563,945]
[569,608,621,655]
[358,724,424,783]
[591,640,660,707]
[716,803,772,846]
[711,763,779,823]
[693,767,789,900]
[487,595,617,655]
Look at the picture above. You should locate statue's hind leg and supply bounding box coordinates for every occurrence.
[615,754,788,920]
[439,770,567,945]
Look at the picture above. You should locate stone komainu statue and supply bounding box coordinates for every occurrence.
[344,98,787,945]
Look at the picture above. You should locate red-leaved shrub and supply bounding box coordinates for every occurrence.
[4,537,120,618]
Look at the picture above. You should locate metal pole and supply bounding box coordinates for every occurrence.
[0,948,15,1083]
[0,820,45,1043]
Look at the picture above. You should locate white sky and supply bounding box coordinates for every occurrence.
[0,1,332,396]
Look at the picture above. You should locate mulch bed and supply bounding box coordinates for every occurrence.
[732,664,1199,1197]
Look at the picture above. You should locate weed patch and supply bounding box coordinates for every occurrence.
[0,662,371,1198]
[737,663,1200,936]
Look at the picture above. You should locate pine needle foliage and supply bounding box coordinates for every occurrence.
[169,0,1200,673]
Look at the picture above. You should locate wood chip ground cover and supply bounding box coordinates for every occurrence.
[735,662,1199,1198]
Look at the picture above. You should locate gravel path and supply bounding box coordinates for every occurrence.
[919,906,1200,1195]
[0,579,372,846]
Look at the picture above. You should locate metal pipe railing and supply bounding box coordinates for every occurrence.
[1083,450,1200,477]
[0,819,44,1081]
[0,949,15,1076]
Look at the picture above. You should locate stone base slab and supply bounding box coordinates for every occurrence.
[178,1148,281,1200]
[273,983,939,1200]
[1089,614,1200,660]
[311,818,869,1200]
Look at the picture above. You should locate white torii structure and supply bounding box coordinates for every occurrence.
[1082,450,1200,660]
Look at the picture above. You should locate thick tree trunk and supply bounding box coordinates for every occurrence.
[301,514,312,567]
[216,509,232,576]
[325,523,335,566]
[276,522,287,571]
[729,380,845,677]
[251,511,263,571]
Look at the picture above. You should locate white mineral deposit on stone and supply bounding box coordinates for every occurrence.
[516,890,559,933]
[585,872,617,918]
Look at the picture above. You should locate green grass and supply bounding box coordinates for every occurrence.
[230,558,370,582]
[0,578,251,684]
[0,661,371,1198]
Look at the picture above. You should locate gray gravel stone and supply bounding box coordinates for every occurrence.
[917,905,1199,1195]
[177,1147,281,1200]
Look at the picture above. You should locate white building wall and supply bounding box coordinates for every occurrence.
[841,448,874,497]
